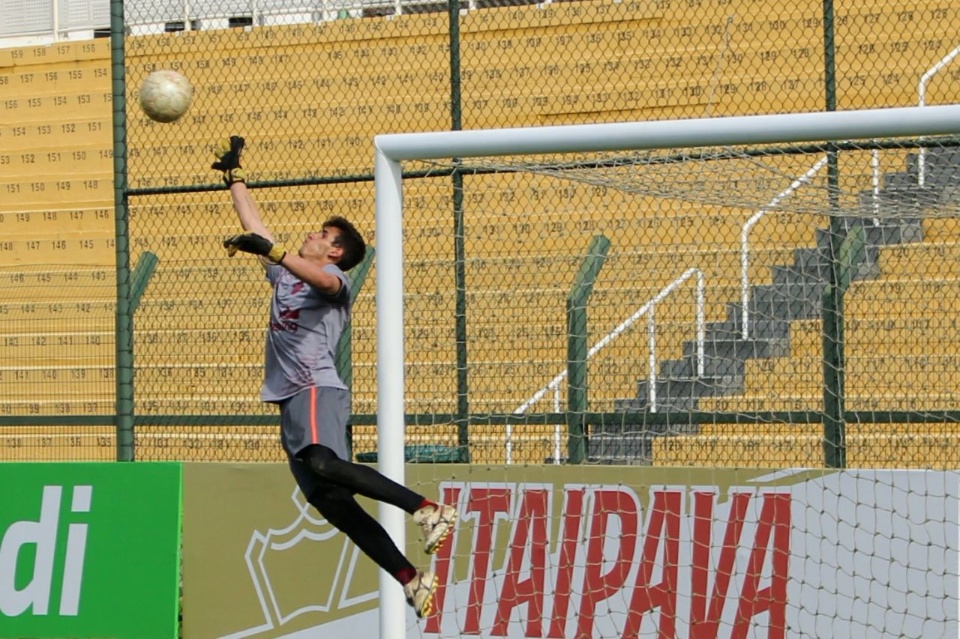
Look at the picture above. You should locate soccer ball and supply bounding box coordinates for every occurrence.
[138,70,194,123]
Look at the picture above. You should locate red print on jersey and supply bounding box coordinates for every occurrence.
[272,305,301,333]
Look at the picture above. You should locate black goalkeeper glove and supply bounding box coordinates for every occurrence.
[212,135,246,185]
[223,233,286,263]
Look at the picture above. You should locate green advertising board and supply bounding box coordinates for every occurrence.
[0,463,182,639]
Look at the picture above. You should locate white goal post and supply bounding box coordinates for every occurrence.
[371,104,960,637]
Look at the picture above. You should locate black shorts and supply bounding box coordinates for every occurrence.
[279,386,351,500]
[278,386,350,459]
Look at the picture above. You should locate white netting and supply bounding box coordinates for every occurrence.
[417,138,960,219]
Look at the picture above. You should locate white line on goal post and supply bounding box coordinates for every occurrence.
[372,104,960,638]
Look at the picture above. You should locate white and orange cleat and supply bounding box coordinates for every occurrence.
[403,570,438,618]
[413,503,458,555]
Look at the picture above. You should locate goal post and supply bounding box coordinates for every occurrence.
[375,104,960,161]
[373,104,960,636]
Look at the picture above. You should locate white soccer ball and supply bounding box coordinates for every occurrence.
[138,70,194,123]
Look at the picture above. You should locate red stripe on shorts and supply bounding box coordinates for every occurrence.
[310,387,319,444]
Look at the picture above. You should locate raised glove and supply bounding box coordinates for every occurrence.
[223,233,286,263]
[212,135,246,185]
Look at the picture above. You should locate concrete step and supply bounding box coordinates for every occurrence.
[652,336,789,380]
[705,319,790,341]
[771,258,877,287]
[614,396,696,412]
[632,374,743,408]
[791,246,832,279]
[683,335,789,362]
[906,148,960,174]
[861,184,941,217]
[883,170,918,190]
[660,354,746,379]
[587,434,655,466]
[742,285,823,321]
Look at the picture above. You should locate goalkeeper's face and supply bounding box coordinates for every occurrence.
[299,227,344,264]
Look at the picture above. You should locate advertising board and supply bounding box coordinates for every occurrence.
[0,462,182,639]
[182,464,958,638]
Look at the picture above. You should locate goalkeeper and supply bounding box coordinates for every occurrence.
[213,136,456,619]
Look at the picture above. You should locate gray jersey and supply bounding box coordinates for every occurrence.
[261,263,350,402]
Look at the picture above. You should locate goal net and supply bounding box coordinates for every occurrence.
[369,106,960,637]
[368,106,960,468]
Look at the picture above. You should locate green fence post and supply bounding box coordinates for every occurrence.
[451,168,470,463]
[130,252,159,315]
[822,0,837,113]
[819,0,850,469]
[126,251,159,459]
[448,0,470,462]
[821,225,863,468]
[110,0,134,462]
[336,248,375,460]
[566,235,611,464]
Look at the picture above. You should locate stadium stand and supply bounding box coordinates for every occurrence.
[4,0,960,466]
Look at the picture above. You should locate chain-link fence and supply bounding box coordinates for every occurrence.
[2,0,960,466]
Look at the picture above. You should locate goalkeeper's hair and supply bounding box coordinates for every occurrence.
[324,216,367,272]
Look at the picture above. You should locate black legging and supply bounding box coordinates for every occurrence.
[299,444,424,578]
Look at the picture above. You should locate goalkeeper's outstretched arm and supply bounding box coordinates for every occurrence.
[222,231,344,296]
[230,183,274,244]
[212,135,275,243]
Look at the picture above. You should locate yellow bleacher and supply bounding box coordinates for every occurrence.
[664,231,960,466]
[653,430,960,469]
[4,0,960,465]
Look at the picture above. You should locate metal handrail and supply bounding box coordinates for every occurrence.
[513,268,706,461]
[918,43,960,185]
[740,156,828,339]
[644,268,705,412]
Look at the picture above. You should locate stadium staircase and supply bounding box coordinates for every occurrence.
[592,148,960,464]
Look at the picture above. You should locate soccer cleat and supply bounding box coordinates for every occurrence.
[403,570,437,618]
[413,503,457,555]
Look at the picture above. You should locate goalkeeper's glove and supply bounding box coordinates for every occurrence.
[212,135,246,185]
[223,232,286,263]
